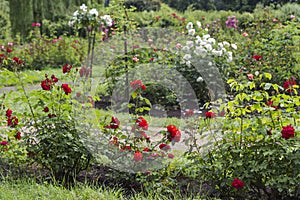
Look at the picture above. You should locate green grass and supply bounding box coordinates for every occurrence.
[0,65,106,88]
[0,179,210,200]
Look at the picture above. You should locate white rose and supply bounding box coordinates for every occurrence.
[186,22,193,30]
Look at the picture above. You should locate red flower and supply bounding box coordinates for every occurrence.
[62,64,72,73]
[106,117,120,129]
[7,116,18,127]
[252,54,262,61]
[48,113,56,118]
[266,100,279,110]
[134,151,143,162]
[51,74,58,83]
[184,109,194,117]
[247,74,253,81]
[267,128,272,136]
[143,147,151,152]
[15,132,21,140]
[136,116,148,130]
[6,109,12,118]
[121,145,131,152]
[166,125,181,142]
[13,57,23,65]
[281,125,295,139]
[41,78,52,90]
[43,107,49,112]
[232,178,244,189]
[155,16,161,21]
[141,132,150,141]
[168,153,174,159]
[61,84,72,95]
[6,48,12,53]
[205,111,216,118]
[79,67,90,78]
[0,141,8,146]
[283,78,297,93]
[130,80,146,90]
[159,143,170,151]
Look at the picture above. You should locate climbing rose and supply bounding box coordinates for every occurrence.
[281,125,295,139]
[61,84,72,95]
[232,178,244,189]
[134,151,143,162]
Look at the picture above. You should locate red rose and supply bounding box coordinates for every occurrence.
[106,117,120,129]
[15,131,21,140]
[6,109,12,118]
[167,125,181,142]
[252,54,262,61]
[43,107,49,112]
[205,111,216,118]
[62,64,72,73]
[79,67,90,78]
[130,80,146,91]
[0,141,8,146]
[184,109,194,117]
[281,125,295,139]
[51,74,58,83]
[283,78,297,93]
[136,116,148,130]
[159,143,170,151]
[143,147,151,152]
[13,57,23,65]
[168,153,174,159]
[41,78,52,90]
[61,84,72,95]
[6,48,12,53]
[134,151,143,162]
[7,116,18,127]
[232,178,244,189]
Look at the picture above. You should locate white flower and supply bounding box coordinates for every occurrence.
[101,15,113,27]
[202,34,210,40]
[183,54,192,60]
[204,43,212,51]
[89,8,98,17]
[195,37,202,45]
[182,46,190,51]
[222,41,230,47]
[211,49,223,57]
[227,51,233,57]
[197,76,204,82]
[207,38,216,45]
[208,62,212,66]
[221,47,227,53]
[186,60,191,67]
[218,42,223,48]
[231,43,237,50]
[186,41,194,48]
[188,29,195,36]
[73,10,79,17]
[80,4,87,12]
[227,56,233,63]
[186,22,193,30]
[196,21,201,28]
[204,28,208,32]
[194,46,207,58]
[175,43,182,49]
[68,20,75,27]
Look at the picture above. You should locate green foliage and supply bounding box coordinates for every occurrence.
[185,73,300,199]
[124,0,161,12]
